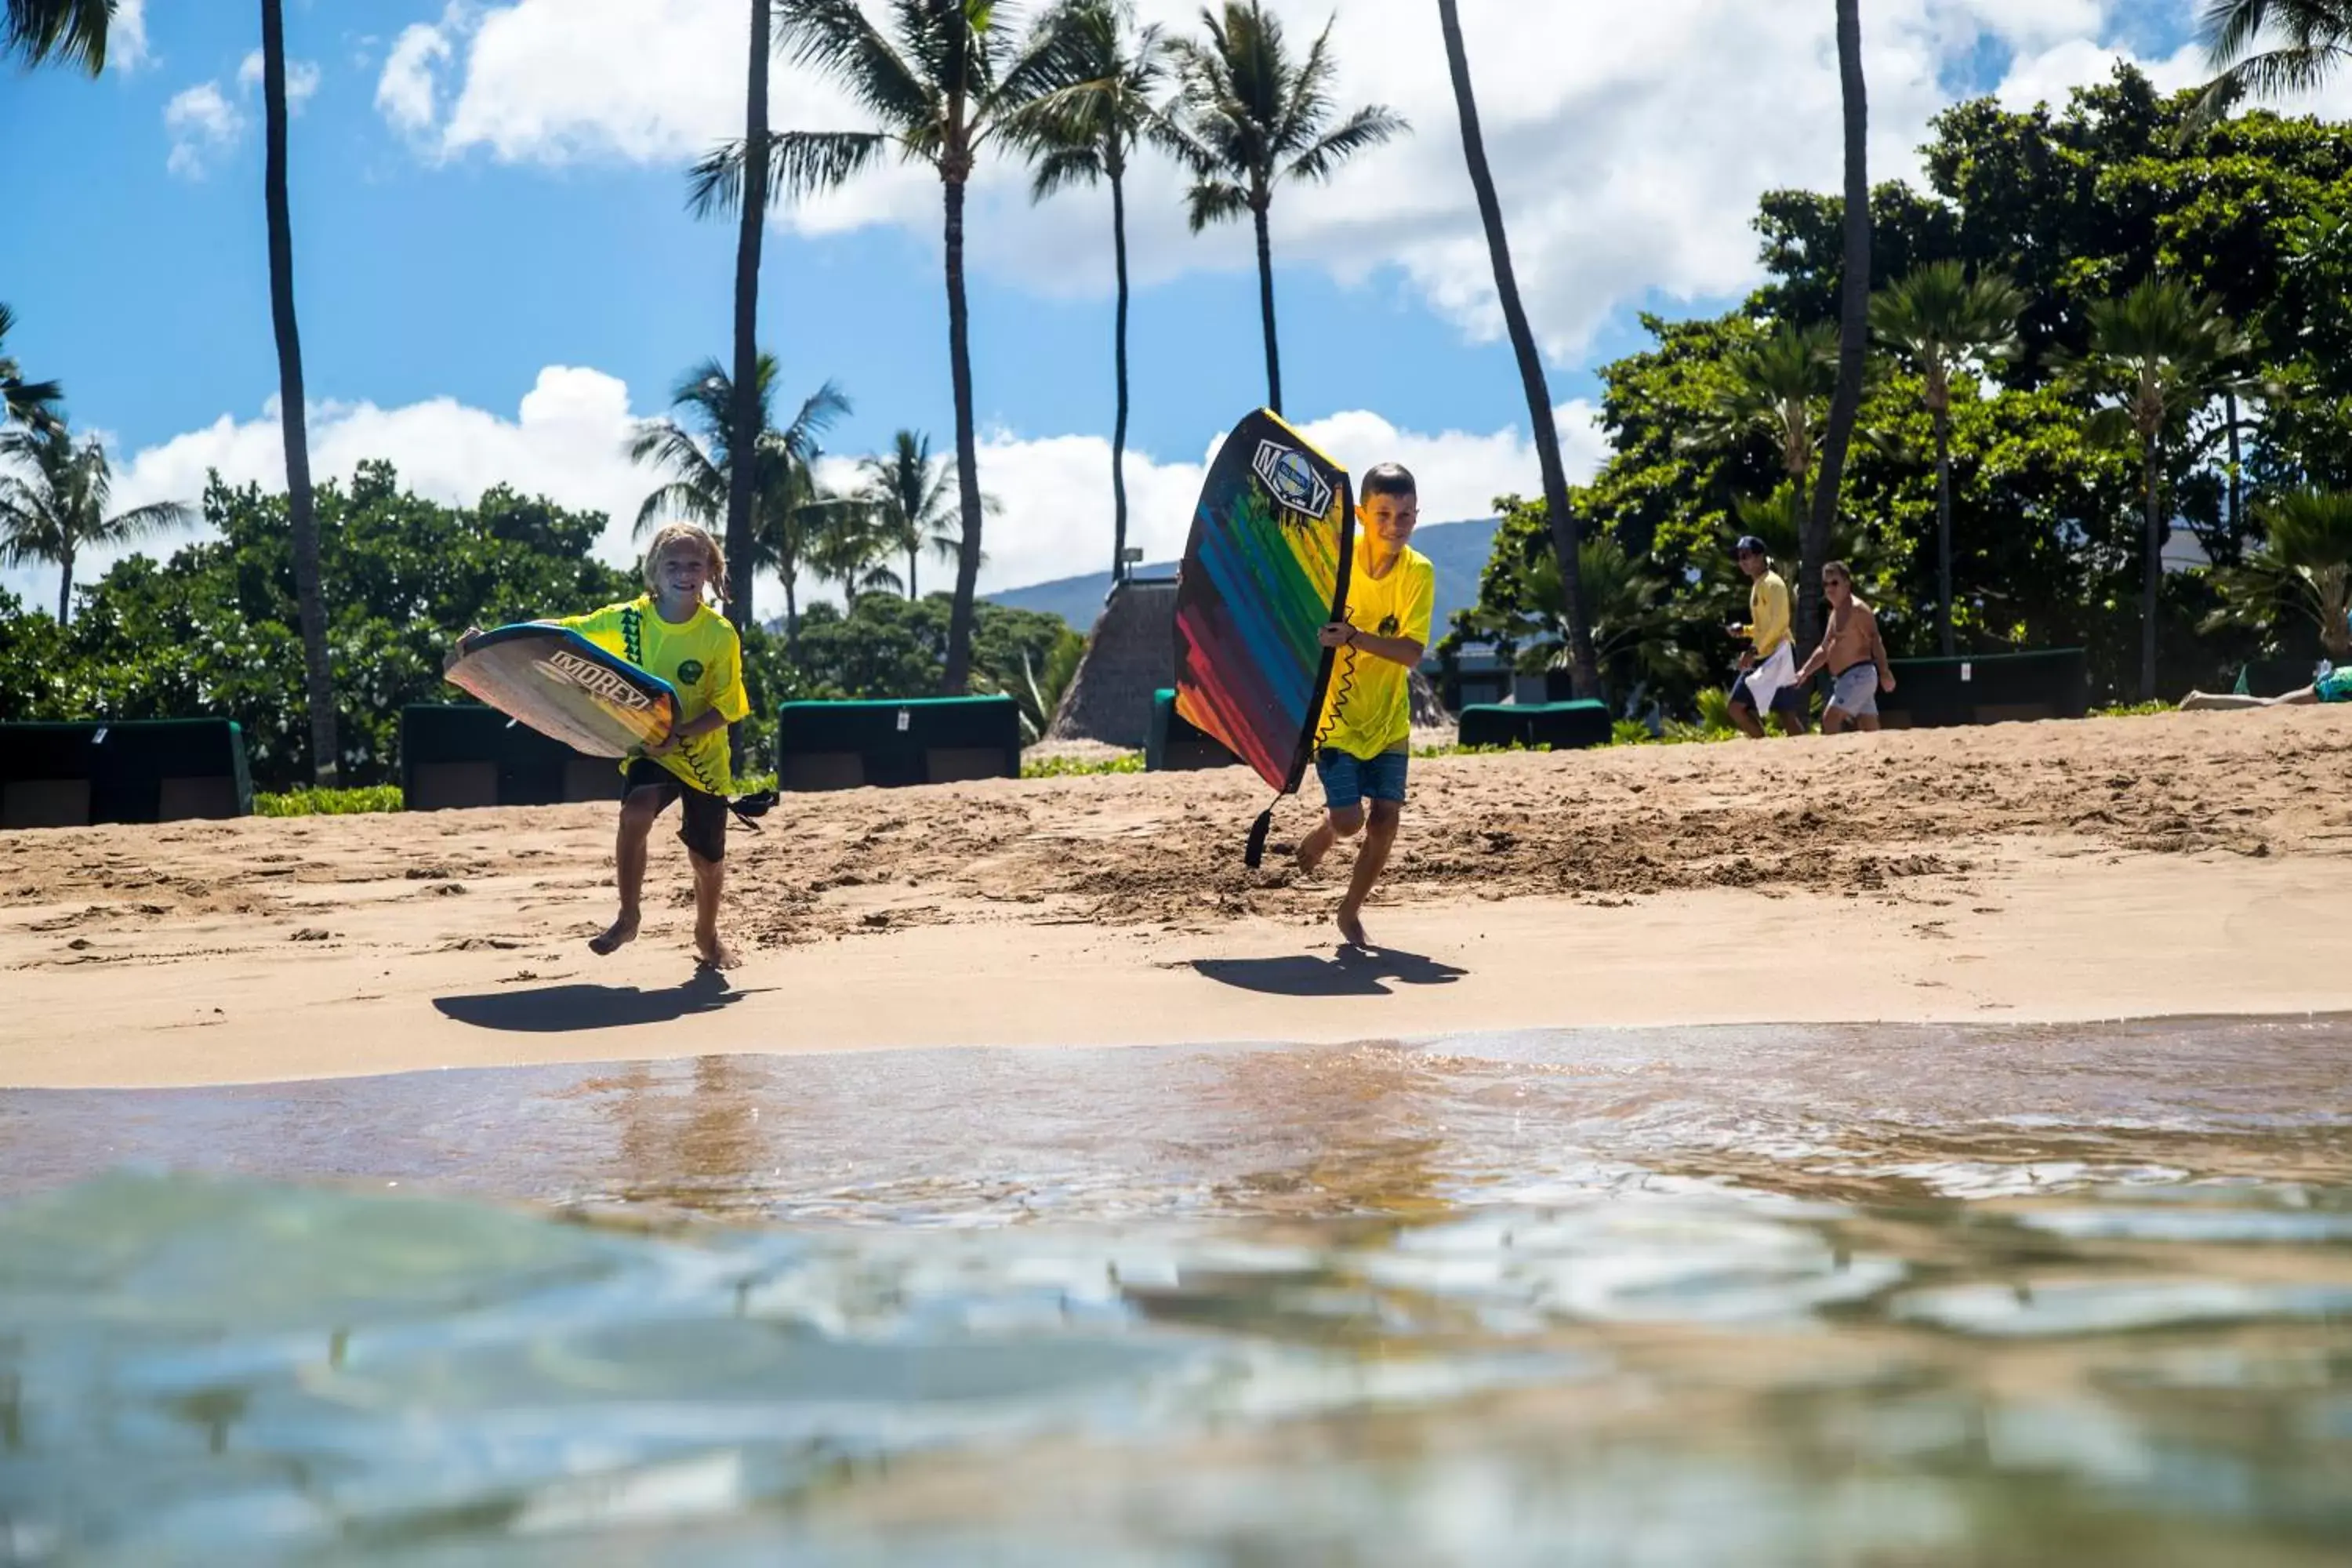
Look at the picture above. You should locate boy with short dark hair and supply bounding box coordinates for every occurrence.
[1294,462,1435,948]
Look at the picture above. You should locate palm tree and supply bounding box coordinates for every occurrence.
[1499,538,1706,701]
[716,0,774,636]
[628,353,851,644]
[1805,0,1871,654]
[1731,482,1860,577]
[2084,278,2251,700]
[2205,488,2352,662]
[4,0,116,71]
[1011,0,1168,584]
[860,429,960,599]
[0,418,193,623]
[0,303,62,430]
[689,0,1083,695]
[1433,0,1596,699]
[1699,321,1839,492]
[2198,0,2352,113]
[1871,261,2027,655]
[1163,2,1405,415]
[807,493,898,608]
[261,0,338,786]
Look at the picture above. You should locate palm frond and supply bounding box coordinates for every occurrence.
[779,0,941,132]
[1271,13,1337,158]
[1286,102,1406,183]
[89,498,196,546]
[4,0,113,74]
[626,418,722,485]
[985,1,1099,126]
[1027,141,1105,197]
[2194,1,2352,118]
[770,380,852,469]
[2212,42,2351,100]
[1184,176,1250,232]
[689,129,890,216]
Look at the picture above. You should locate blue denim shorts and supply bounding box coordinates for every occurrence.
[1316,747,1408,809]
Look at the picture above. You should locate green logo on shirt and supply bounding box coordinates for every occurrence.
[676,659,705,686]
[1377,615,1399,637]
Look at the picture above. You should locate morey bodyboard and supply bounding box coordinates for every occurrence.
[1174,409,1355,866]
[442,623,678,759]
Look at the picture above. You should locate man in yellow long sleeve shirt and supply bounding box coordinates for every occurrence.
[1726,535,1807,738]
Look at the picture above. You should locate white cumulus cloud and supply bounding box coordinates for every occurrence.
[163,81,243,180]
[105,0,150,72]
[1995,36,2204,111]
[377,20,453,136]
[371,0,2205,361]
[164,51,324,179]
[235,49,322,108]
[7,372,1605,618]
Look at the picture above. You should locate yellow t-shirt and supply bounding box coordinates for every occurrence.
[557,596,749,795]
[1746,570,1792,659]
[1315,538,1435,760]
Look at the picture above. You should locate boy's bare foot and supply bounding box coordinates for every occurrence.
[589,913,639,956]
[1335,907,1369,949]
[695,932,742,971]
[1296,829,1332,875]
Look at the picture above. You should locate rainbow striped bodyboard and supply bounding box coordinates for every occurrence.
[1174,410,1354,863]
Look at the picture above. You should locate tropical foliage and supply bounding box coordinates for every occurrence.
[1012,0,1170,584]
[858,428,960,601]
[1446,64,2352,711]
[0,417,192,624]
[628,353,853,640]
[2204,486,2352,660]
[3,0,116,72]
[0,303,61,429]
[1871,261,2027,654]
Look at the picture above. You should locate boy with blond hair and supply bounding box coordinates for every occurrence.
[455,522,750,968]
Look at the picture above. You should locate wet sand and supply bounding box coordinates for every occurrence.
[2,706,2347,1089]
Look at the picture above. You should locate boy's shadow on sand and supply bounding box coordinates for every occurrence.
[1189,946,1467,999]
[433,969,771,1033]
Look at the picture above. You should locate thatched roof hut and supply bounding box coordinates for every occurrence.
[1049,574,1456,749]
[1047,577,1178,749]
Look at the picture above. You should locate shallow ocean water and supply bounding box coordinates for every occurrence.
[2,1014,2348,1565]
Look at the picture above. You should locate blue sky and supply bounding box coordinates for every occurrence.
[1,1,2212,607]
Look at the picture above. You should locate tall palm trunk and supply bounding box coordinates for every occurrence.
[942,173,985,694]
[1436,0,1597,698]
[724,0,770,641]
[1933,407,1955,656]
[262,0,338,787]
[2223,387,2243,540]
[782,568,800,652]
[1805,0,1870,655]
[1110,161,1133,584]
[1251,198,1282,416]
[56,549,72,625]
[2141,434,2162,701]
[906,546,918,600]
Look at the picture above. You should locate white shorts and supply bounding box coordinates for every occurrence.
[1828,662,1878,718]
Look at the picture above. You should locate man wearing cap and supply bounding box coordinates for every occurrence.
[1726,536,1806,738]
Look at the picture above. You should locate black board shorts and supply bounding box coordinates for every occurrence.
[622,759,728,863]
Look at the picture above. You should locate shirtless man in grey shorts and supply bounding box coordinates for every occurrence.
[1791,561,1895,733]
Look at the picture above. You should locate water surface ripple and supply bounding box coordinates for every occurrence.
[2,1015,2347,1564]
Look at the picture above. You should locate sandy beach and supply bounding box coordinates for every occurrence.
[2,706,2347,1089]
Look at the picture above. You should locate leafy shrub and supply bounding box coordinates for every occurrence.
[253,785,403,816]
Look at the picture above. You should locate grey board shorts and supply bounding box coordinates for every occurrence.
[1828,662,1879,718]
